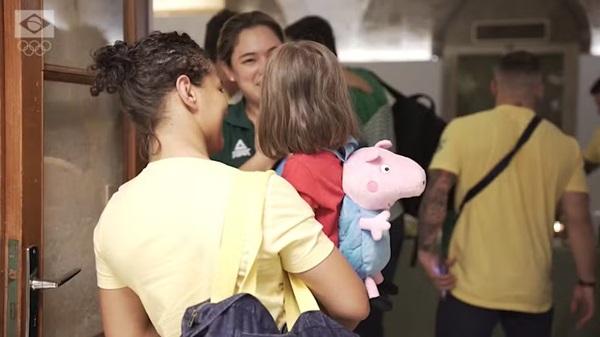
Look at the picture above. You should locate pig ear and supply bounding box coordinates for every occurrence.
[364,153,382,164]
[375,140,392,149]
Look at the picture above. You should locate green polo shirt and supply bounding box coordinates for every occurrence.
[211,100,256,168]
[348,67,388,125]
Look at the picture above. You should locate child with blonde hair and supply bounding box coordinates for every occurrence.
[259,41,359,246]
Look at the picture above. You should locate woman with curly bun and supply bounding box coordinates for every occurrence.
[91,31,368,337]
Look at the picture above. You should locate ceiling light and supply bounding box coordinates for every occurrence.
[338,48,433,62]
[153,0,225,15]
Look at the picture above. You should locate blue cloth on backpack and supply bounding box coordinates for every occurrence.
[338,196,391,279]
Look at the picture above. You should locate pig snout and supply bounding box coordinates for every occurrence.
[394,163,427,199]
[400,171,426,198]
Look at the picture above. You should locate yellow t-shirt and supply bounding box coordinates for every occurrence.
[430,105,587,313]
[93,158,334,337]
[584,127,600,164]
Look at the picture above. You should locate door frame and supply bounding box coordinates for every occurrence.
[1,1,148,336]
[1,2,44,336]
[443,43,580,134]
[0,0,5,332]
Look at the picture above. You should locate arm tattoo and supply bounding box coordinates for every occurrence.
[418,170,456,252]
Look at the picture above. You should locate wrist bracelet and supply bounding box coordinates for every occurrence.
[577,279,596,288]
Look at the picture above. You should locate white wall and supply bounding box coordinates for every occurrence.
[577,56,600,144]
[345,61,444,116]
[576,55,600,228]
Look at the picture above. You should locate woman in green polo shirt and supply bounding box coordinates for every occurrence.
[210,11,283,170]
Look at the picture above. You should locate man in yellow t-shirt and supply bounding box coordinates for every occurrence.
[417,51,597,337]
[584,78,600,173]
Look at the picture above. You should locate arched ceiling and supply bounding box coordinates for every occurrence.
[224,0,596,60]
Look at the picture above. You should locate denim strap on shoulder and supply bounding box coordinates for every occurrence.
[329,137,360,162]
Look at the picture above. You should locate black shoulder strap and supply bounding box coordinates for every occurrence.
[368,71,403,99]
[458,115,542,212]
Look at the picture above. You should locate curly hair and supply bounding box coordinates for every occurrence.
[90,31,212,158]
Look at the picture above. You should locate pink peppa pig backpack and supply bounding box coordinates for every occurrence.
[335,139,426,299]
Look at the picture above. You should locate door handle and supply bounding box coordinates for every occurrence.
[26,246,81,337]
[30,268,81,290]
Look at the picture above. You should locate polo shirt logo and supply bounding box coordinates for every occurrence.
[232,139,251,159]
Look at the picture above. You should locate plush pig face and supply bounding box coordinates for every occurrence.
[342,140,427,210]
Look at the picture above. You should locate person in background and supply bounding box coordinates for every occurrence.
[210,11,283,170]
[91,31,369,337]
[284,16,389,135]
[584,77,600,174]
[203,9,240,103]
[418,51,596,337]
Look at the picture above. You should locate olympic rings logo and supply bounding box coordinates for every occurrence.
[17,39,52,56]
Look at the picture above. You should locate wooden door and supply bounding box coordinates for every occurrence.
[1,1,147,336]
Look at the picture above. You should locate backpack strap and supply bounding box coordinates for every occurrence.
[407,94,436,114]
[440,115,542,258]
[457,115,542,213]
[283,274,319,328]
[211,170,319,329]
[329,137,360,162]
[211,171,273,301]
[274,158,287,176]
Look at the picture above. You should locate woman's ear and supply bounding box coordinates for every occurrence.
[175,74,197,109]
[490,79,498,98]
[219,61,236,83]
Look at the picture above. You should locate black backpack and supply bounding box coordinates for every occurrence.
[375,79,446,218]
[369,75,447,270]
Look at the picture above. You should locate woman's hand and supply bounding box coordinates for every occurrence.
[239,129,277,171]
[239,150,276,171]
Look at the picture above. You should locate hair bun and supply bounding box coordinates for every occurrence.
[90,40,135,96]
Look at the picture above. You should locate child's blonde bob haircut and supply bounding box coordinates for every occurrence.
[258,41,359,159]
